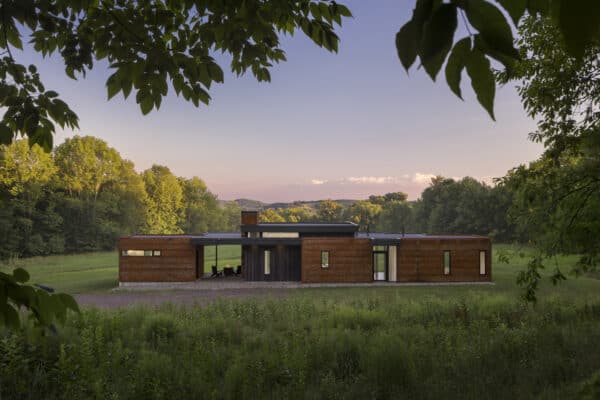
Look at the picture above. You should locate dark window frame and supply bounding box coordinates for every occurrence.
[321,250,330,269]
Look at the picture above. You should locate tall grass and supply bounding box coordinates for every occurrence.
[1,294,600,399]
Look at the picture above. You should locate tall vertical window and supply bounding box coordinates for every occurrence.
[264,250,271,275]
[479,251,486,275]
[321,251,330,268]
[443,251,451,275]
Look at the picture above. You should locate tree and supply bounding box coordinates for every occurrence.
[0,140,63,257]
[179,176,222,233]
[260,208,286,223]
[0,0,351,149]
[397,0,600,119]
[142,165,183,234]
[497,15,600,301]
[317,199,343,222]
[280,205,315,222]
[346,200,382,231]
[2,1,600,151]
[54,136,125,251]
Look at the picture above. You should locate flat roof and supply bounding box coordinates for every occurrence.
[125,231,487,246]
[241,223,358,233]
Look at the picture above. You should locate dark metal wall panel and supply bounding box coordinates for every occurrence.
[242,245,301,281]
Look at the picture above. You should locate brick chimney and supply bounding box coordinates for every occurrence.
[241,210,258,226]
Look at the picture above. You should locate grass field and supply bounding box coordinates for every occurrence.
[0,245,242,293]
[1,245,600,399]
[1,244,598,299]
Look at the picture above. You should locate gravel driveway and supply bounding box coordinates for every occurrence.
[75,288,292,309]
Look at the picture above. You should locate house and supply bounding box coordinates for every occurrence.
[118,211,491,284]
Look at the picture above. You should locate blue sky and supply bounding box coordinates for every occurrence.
[19,1,541,202]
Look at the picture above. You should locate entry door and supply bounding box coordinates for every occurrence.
[373,252,388,281]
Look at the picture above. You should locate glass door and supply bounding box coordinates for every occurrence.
[373,252,387,281]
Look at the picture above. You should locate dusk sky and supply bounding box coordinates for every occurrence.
[20,1,541,202]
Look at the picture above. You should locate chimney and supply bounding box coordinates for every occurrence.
[241,210,259,226]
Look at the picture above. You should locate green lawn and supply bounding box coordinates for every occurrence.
[203,244,241,272]
[0,252,118,293]
[1,244,599,299]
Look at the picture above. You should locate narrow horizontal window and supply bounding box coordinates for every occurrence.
[321,251,330,269]
[373,245,387,251]
[261,232,299,238]
[479,251,486,275]
[443,251,451,275]
[121,250,161,257]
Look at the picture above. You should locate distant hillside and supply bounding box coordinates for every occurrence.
[219,198,359,211]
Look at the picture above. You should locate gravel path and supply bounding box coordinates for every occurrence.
[75,288,292,309]
[75,280,494,309]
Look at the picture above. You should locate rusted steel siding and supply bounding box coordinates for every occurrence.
[301,238,372,283]
[119,237,196,282]
[397,238,491,282]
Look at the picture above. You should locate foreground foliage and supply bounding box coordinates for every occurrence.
[1,293,600,399]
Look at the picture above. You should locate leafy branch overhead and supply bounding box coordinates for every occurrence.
[0,0,352,150]
[396,0,600,120]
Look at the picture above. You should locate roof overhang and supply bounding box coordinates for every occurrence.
[241,223,358,234]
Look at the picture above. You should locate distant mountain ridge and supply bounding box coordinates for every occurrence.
[219,198,359,211]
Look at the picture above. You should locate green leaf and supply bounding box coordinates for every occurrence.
[466,48,496,120]
[464,0,519,59]
[0,303,20,329]
[445,37,472,99]
[474,34,515,72]
[419,3,457,80]
[0,123,13,145]
[496,0,527,25]
[554,0,600,59]
[13,268,30,283]
[396,20,418,72]
[56,293,80,313]
[28,127,53,152]
[140,96,154,115]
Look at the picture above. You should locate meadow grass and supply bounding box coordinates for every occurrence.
[1,244,600,399]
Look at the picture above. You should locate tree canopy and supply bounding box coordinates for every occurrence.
[1,1,599,150]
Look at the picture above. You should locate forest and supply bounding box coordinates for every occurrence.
[0,136,241,260]
[0,133,521,260]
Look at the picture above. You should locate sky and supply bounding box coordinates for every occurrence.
[18,1,542,202]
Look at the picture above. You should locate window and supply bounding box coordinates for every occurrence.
[264,250,271,275]
[373,245,387,251]
[321,251,330,268]
[443,251,451,275]
[479,251,486,275]
[261,232,299,238]
[121,250,161,257]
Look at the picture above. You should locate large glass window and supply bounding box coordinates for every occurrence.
[264,250,271,275]
[321,251,330,268]
[443,251,451,275]
[480,251,486,275]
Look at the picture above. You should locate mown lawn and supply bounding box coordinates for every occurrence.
[0,245,243,293]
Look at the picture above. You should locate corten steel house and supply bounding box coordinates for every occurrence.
[119,211,492,284]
